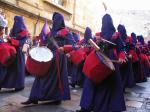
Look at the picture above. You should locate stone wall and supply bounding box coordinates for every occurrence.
[0,0,105,38]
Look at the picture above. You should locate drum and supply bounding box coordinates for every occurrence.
[69,48,87,67]
[0,43,16,66]
[26,46,53,77]
[82,50,115,84]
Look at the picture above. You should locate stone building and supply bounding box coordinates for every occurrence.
[0,0,103,38]
[0,0,149,42]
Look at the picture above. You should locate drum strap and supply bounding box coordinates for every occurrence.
[56,50,64,95]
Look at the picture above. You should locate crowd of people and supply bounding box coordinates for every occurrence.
[0,10,150,112]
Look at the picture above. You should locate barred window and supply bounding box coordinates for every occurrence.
[52,0,65,6]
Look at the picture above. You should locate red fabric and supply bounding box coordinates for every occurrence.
[125,36,133,44]
[95,32,101,36]
[112,32,120,40]
[140,53,150,68]
[58,28,69,37]
[0,43,16,66]
[118,51,126,59]
[18,30,28,38]
[129,50,139,62]
[83,50,112,84]
[26,55,52,77]
[70,48,87,66]
[77,39,84,45]
[10,38,20,47]
[63,45,73,53]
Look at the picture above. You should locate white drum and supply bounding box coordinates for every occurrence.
[26,46,53,77]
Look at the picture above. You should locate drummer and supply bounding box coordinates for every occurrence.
[76,14,126,112]
[68,29,91,88]
[0,16,29,91]
[22,12,75,105]
[0,14,8,89]
[115,24,135,89]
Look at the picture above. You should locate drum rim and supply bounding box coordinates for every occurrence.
[95,50,115,71]
[29,46,53,62]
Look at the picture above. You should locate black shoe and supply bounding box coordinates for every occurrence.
[50,100,61,105]
[76,108,91,112]
[21,100,38,105]
[15,87,24,92]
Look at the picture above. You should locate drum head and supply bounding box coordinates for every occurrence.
[96,51,115,71]
[29,47,53,62]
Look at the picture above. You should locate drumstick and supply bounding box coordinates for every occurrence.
[47,35,59,49]
[107,60,120,63]
[88,39,100,51]
[88,39,115,70]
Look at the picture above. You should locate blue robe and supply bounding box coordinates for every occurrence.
[0,40,7,88]
[114,36,135,88]
[79,22,126,111]
[0,32,26,89]
[29,30,74,101]
[80,49,126,112]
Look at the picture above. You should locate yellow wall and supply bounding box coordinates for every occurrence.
[0,0,104,38]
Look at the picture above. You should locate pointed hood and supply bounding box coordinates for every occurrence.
[101,14,116,41]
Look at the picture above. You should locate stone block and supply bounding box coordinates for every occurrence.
[126,101,143,108]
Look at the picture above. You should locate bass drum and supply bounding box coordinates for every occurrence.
[83,50,115,84]
[26,46,53,77]
[0,42,16,66]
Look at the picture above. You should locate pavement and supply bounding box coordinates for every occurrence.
[1,76,150,112]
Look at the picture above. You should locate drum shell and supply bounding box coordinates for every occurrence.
[83,50,112,84]
[69,48,87,67]
[26,55,52,77]
[0,43,16,66]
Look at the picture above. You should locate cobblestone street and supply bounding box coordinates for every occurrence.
[0,76,150,112]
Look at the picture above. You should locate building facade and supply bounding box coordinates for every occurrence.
[0,0,103,38]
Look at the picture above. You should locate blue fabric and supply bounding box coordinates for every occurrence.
[39,20,48,42]
[131,32,137,45]
[0,64,7,87]
[0,31,27,89]
[29,12,74,101]
[79,14,126,112]
[72,32,80,43]
[137,35,145,45]
[83,27,92,43]
[11,16,26,35]
[51,12,65,36]
[101,14,116,41]
[29,53,70,101]
[117,24,127,40]
[80,65,126,112]
[148,41,150,49]
[1,48,25,89]
[71,64,85,87]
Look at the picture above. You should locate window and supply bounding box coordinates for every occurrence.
[52,0,65,6]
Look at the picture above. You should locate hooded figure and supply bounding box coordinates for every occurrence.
[137,35,145,45]
[131,32,137,45]
[101,14,116,41]
[77,14,126,112]
[70,27,92,88]
[11,16,26,36]
[0,15,7,88]
[72,32,80,43]
[0,16,28,91]
[22,12,74,105]
[39,20,50,43]
[148,41,150,50]
[116,24,135,88]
